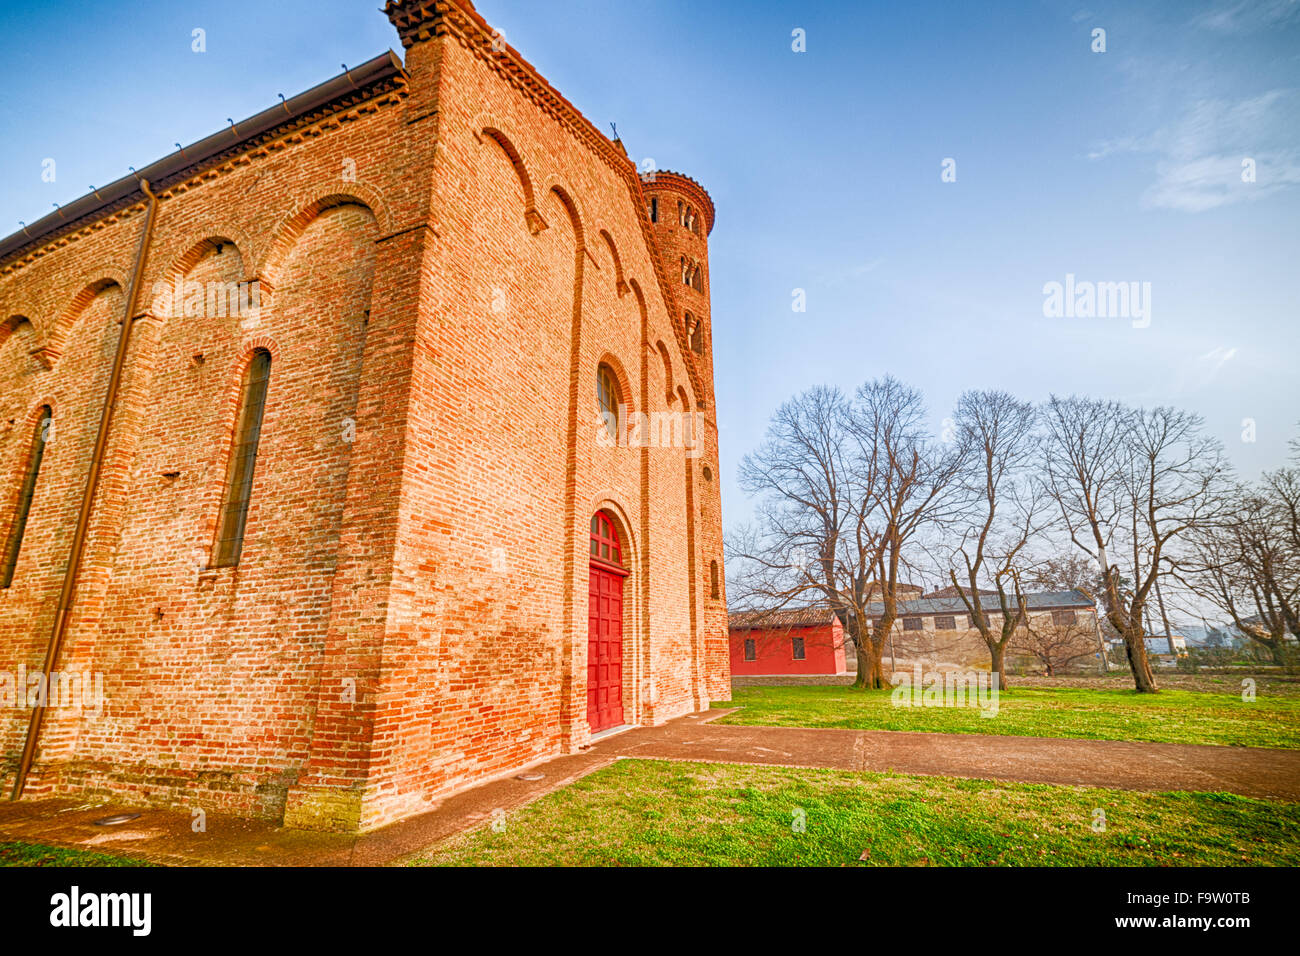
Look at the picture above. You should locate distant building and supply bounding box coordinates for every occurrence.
[728,608,847,676]
[919,585,998,600]
[868,590,1100,672]
[731,589,1103,676]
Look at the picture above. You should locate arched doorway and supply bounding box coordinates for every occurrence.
[588,511,628,732]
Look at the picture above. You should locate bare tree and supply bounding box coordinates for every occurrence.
[728,377,963,690]
[1179,472,1300,663]
[1262,467,1300,637]
[1025,552,1100,593]
[944,390,1048,689]
[1014,615,1098,676]
[1022,550,1118,670]
[1042,397,1232,692]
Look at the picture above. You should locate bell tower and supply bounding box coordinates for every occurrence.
[640,171,729,702]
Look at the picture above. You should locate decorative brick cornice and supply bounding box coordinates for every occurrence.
[641,171,716,237]
[0,53,409,276]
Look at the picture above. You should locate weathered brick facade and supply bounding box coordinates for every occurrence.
[0,0,729,831]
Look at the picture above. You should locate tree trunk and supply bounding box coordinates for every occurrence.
[989,642,1009,690]
[853,637,888,690]
[1123,628,1158,693]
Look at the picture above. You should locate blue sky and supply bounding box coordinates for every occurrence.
[2,0,1297,534]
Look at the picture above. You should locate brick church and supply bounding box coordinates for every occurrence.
[0,0,728,831]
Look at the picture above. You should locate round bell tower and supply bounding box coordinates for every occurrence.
[640,170,729,703]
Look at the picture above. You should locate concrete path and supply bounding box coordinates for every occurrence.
[1,708,1296,866]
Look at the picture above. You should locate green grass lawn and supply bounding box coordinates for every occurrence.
[0,841,157,867]
[712,684,1300,749]
[405,758,1300,866]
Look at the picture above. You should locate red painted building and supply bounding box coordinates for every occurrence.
[729,608,846,676]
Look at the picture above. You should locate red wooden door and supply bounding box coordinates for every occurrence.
[588,512,625,733]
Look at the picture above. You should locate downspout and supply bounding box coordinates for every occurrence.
[10,178,159,800]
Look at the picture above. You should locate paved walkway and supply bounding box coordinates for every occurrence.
[2,709,1297,866]
[621,714,1300,801]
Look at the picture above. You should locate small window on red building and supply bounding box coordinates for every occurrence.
[902,616,923,631]
[649,197,658,223]
[709,560,719,599]
[743,638,756,662]
[792,636,805,660]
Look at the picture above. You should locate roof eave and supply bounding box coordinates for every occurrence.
[0,50,408,269]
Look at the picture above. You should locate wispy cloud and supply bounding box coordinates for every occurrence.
[1088,89,1300,211]
[1191,0,1300,34]
[1194,345,1239,383]
[1147,345,1242,399]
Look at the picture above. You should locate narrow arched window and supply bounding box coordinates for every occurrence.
[690,317,705,354]
[710,560,720,599]
[1,407,52,588]
[213,349,271,567]
[649,197,659,223]
[597,363,621,439]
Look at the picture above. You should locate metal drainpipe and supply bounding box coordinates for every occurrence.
[10,179,159,800]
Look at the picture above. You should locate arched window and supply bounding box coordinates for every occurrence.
[690,316,705,354]
[597,363,621,438]
[710,560,720,599]
[213,349,271,567]
[590,511,623,567]
[1,407,52,588]
[692,266,703,291]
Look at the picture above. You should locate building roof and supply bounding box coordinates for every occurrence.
[867,589,1095,617]
[920,586,999,600]
[0,51,408,268]
[729,607,838,630]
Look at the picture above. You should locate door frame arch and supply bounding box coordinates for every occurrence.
[585,503,640,734]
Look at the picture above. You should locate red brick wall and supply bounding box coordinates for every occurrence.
[0,0,729,831]
[729,622,848,676]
